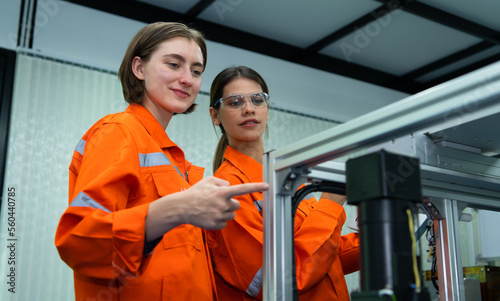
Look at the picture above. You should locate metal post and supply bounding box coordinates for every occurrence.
[433,199,466,301]
[263,150,295,301]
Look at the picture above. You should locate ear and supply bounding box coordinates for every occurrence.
[209,107,221,126]
[131,56,145,80]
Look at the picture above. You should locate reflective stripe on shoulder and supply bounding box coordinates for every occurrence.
[254,200,263,212]
[305,193,315,200]
[70,191,111,213]
[138,152,172,167]
[138,152,183,178]
[75,139,86,156]
[246,266,263,297]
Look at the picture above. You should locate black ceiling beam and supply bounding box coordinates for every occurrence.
[291,0,415,63]
[373,0,500,92]
[375,0,500,45]
[390,41,495,93]
[185,0,216,18]
[65,0,195,24]
[403,41,494,80]
[63,0,420,93]
[296,53,420,92]
[63,0,295,58]
[421,53,500,91]
[291,5,392,62]
[290,2,423,93]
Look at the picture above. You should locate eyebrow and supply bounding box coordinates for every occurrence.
[163,54,204,69]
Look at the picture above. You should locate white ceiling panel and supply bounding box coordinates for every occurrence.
[197,0,381,48]
[416,46,500,83]
[417,0,500,31]
[319,10,482,76]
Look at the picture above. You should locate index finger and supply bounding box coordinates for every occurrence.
[225,182,269,198]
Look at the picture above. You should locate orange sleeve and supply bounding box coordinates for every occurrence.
[55,123,149,279]
[208,169,265,298]
[293,197,347,291]
[210,166,351,297]
[339,232,360,275]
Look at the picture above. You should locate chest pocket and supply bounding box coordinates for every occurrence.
[151,170,203,251]
[151,167,189,195]
[162,225,203,250]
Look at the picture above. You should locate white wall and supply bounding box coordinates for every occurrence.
[20,0,408,123]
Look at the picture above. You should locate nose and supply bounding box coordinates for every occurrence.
[179,68,194,86]
[241,98,255,114]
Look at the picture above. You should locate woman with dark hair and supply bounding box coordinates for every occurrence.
[55,23,267,301]
[207,66,359,300]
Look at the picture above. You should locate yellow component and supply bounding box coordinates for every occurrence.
[407,209,421,293]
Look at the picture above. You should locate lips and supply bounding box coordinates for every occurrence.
[240,119,259,126]
[171,89,190,98]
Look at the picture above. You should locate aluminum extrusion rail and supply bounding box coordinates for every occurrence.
[272,60,500,171]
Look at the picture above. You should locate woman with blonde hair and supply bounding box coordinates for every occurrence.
[55,23,267,300]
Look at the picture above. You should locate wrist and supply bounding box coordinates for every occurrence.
[145,192,187,241]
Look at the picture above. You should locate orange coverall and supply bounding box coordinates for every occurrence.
[207,146,359,300]
[55,103,215,300]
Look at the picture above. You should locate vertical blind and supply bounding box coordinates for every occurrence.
[0,54,126,300]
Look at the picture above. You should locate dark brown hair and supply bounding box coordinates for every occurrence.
[210,66,269,172]
[118,22,207,114]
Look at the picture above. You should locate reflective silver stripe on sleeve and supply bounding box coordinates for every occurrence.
[305,193,315,201]
[254,200,263,212]
[69,191,111,213]
[138,153,183,178]
[75,139,86,156]
[246,266,263,297]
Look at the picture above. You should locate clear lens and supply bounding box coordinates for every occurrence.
[220,93,269,110]
[224,96,244,109]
